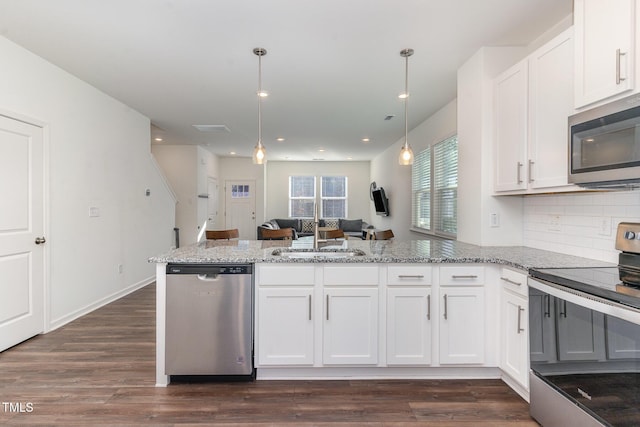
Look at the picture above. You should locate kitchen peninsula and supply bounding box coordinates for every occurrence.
[150,238,611,401]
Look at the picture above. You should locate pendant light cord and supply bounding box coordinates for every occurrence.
[257,52,263,146]
[404,52,409,148]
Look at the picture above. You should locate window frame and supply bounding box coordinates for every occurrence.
[288,175,316,218]
[411,134,458,239]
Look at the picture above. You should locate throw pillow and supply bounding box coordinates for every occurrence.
[261,221,275,229]
[339,219,362,232]
[276,218,301,231]
[324,219,339,229]
[301,219,315,233]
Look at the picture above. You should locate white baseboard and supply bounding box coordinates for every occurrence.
[47,276,154,332]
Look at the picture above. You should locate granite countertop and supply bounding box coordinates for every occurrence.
[149,238,614,272]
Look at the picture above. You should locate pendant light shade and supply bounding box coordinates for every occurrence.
[398,48,414,166]
[253,47,267,164]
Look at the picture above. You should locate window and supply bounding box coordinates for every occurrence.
[412,135,458,237]
[289,176,316,218]
[288,175,348,218]
[321,176,347,218]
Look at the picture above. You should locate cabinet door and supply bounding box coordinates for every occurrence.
[606,315,640,359]
[387,287,432,365]
[529,289,556,363]
[494,61,528,192]
[257,288,314,365]
[323,288,378,365]
[501,290,528,388]
[528,28,575,189]
[574,0,635,107]
[439,287,485,364]
[556,298,606,361]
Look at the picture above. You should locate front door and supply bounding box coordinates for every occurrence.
[0,115,45,352]
[225,180,256,239]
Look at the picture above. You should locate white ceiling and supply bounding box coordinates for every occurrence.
[0,0,572,161]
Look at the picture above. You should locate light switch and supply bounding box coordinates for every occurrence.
[490,213,500,228]
[89,207,100,217]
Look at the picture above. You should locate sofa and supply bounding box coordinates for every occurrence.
[257,218,372,240]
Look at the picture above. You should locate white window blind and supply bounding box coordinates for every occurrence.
[411,135,457,237]
[289,176,316,218]
[321,176,347,218]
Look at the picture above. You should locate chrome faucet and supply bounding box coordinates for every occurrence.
[313,202,320,250]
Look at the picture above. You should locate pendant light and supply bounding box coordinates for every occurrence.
[398,48,414,165]
[252,47,267,164]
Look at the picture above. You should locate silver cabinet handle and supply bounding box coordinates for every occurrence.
[544,294,550,318]
[517,162,523,184]
[308,295,312,321]
[452,275,478,279]
[427,294,431,320]
[326,294,329,320]
[528,160,534,183]
[517,305,525,334]
[616,49,627,84]
[500,277,522,286]
[443,294,448,320]
[398,275,425,279]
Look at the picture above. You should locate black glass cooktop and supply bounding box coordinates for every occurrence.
[529,267,640,310]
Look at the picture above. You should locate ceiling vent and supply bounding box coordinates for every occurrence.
[192,124,231,133]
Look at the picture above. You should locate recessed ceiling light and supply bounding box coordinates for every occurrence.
[347,156,353,160]
[229,151,236,155]
[257,91,269,97]
[276,137,285,142]
[154,137,163,142]
[398,92,409,99]
[318,148,325,152]
[361,138,370,143]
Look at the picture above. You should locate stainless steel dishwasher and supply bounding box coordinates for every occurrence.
[165,263,254,377]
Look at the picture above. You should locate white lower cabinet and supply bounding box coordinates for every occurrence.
[501,289,528,388]
[386,287,432,365]
[439,286,485,364]
[323,287,378,365]
[257,287,314,365]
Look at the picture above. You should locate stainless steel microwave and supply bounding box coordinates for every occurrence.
[569,94,640,188]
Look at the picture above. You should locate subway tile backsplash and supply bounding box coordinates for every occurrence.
[523,190,640,263]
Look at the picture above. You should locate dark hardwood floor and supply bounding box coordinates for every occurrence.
[0,284,538,426]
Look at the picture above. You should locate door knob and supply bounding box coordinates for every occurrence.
[35,237,46,245]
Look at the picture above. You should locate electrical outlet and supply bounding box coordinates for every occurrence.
[548,215,561,232]
[117,264,123,274]
[89,207,100,217]
[598,217,612,236]
[490,213,500,228]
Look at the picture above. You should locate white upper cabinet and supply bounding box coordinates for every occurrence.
[494,27,576,193]
[574,0,636,108]
[494,61,528,192]
[528,28,575,189]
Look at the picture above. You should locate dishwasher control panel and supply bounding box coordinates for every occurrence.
[167,264,252,275]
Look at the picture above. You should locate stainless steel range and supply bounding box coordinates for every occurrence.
[528,222,640,427]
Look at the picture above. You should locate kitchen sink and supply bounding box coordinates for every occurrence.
[271,248,367,258]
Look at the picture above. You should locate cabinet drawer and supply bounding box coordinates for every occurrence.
[323,265,378,286]
[440,266,485,286]
[258,265,315,286]
[387,265,432,286]
[500,268,528,297]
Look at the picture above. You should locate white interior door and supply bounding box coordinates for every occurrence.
[0,115,45,352]
[225,180,256,239]
[207,177,219,229]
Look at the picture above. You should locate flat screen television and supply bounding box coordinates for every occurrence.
[372,188,389,216]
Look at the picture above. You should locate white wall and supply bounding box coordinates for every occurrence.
[369,100,457,241]
[152,145,219,245]
[219,157,266,236]
[0,36,176,329]
[265,161,371,222]
[524,191,640,263]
